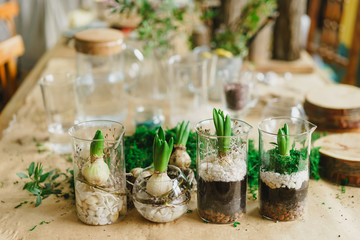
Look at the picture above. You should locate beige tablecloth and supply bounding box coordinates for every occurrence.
[0,58,359,240]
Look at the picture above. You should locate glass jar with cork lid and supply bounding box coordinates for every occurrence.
[74,28,143,122]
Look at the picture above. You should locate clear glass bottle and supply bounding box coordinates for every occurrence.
[196,118,252,223]
[74,28,142,122]
[69,120,127,225]
[258,117,316,221]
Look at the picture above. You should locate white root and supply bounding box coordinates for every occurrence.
[134,201,187,223]
[75,180,126,225]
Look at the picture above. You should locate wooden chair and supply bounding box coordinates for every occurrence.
[0,1,24,102]
[307,0,360,85]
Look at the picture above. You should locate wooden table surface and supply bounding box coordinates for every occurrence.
[0,39,359,240]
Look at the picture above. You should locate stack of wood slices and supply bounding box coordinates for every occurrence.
[314,133,360,187]
[305,84,360,187]
[304,84,360,131]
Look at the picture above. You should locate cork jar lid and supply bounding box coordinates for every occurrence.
[74,28,124,55]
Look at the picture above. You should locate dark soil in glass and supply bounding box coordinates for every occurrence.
[224,82,248,111]
[259,179,308,221]
[197,176,247,223]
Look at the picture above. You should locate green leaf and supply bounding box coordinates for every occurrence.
[23,182,32,190]
[39,170,53,183]
[277,124,291,156]
[28,162,35,176]
[180,121,191,146]
[51,173,60,180]
[29,225,37,231]
[223,115,231,151]
[16,172,28,179]
[216,112,224,137]
[35,196,42,207]
[158,127,165,141]
[212,108,232,154]
[90,130,104,158]
[28,187,41,196]
[167,137,174,160]
[176,121,190,145]
[175,122,181,143]
[233,221,240,227]
[213,109,220,135]
[153,127,173,172]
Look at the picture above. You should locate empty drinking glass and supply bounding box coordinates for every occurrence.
[168,54,214,125]
[39,73,77,154]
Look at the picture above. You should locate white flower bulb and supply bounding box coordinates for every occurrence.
[82,158,110,186]
[146,172,172,197]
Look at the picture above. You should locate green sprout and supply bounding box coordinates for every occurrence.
[82,130,110,186]
[175,121,191,146]
[170,121,192,169]
[153,127,174,173]
[277,123,290,156]
[213,108,231,154]
[147,127,174,196]
[90,130,104,159]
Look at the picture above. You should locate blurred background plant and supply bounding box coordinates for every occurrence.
[111,0,193,56]
[195,0,277,57]
[110,0,277,57]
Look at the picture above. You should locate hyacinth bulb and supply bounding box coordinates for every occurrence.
[146,172,172,197]
[82,159,110,186]
[169,146,191,169]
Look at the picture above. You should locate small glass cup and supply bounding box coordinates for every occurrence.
[258,117,316,221]
[221,71,258,118]
[196,118,252,223]
[132,165,191,223]
[209,55,243,101]
[168,54,210,109]
[39,73,76,154]
[69,120,127,225]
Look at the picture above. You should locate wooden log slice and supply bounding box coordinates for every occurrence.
[304,84,360,131]
[314,133,360,187]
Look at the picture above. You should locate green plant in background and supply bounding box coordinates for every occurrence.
[114,0,188,56]
[211,0,277,56]
[213,108,231,155]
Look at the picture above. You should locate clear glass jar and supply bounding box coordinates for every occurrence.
[68,120,127,225]
[132,165,191,223]
[74,28,142,122]
[258,117,316,221]
[196,118,252,223]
